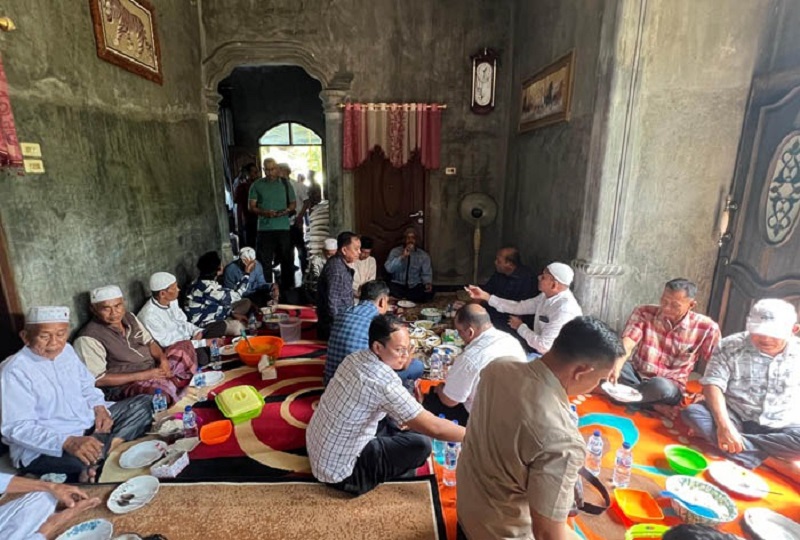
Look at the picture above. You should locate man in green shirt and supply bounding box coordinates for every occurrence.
[249,157,297,291]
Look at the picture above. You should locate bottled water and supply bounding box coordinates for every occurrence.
[429,348,443,380]
[432,414,447,464]
[182,405,198,438]
[585,430,604,476]
[248,313,258,335]
[210,339,221,371]
[612,442,633,488]
[152,389,168,417]
[195,372,207,402]
[443,441,460,487]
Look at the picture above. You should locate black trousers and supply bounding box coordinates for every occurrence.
[389,282,434,303]
[290,224,308,273]
[195,321,227,366]
[256,230,294,290]
[423,390,470,426]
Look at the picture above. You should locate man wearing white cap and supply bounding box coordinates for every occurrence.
[74,285,198,405]
[222,247,276,306]
[466,262,583,357]
[683,299,800,485]
[303,237,338,303]
[137,272,227,366]
[0,306,152,483]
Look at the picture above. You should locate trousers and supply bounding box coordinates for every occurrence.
[616,362,683,406]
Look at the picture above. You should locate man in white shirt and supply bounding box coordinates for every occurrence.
[466,262,582,357]
[351,235,377,297]
[306,314,465,495]
[424,304,526,424]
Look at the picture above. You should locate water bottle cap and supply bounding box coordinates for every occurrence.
[154,389,162,394]
[184,405,192,412]
[593,430,600,436]
[452,419,459,426]
[438,414,445,419]
[622,442,631,449]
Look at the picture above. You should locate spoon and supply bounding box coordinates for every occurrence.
[240,330,255,352]
[660,490,719,519]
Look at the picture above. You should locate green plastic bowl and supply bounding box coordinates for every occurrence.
[665,444,708,476]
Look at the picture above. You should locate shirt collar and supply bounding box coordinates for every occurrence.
[151,297,170,310]
[531,360,570,404]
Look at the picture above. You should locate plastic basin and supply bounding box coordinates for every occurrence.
[279,317,302,342]
[665,444,708,475]
[200,419,232,445]
[614,488,664,523]
[235,336,284,366]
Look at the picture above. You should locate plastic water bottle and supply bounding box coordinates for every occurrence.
[248,313,258,335]
[194,372,207,402]
[210,339,221,371]
[152,389,168,417]
[585,430,604,476]
[612,442,633,488]
[429,348,443,380]
[443,441,460,487]
[432,414,447,464]
[182,405,198,438]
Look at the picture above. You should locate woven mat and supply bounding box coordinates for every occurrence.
[58,480,444,539]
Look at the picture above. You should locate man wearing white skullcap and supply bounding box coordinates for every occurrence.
[74,285,198,405]
[611,278,720,416]
[303,238,338,303]
[466,262,582,356]
[222,247,276,306]
[0,307,152,484]
[683,299,800,486]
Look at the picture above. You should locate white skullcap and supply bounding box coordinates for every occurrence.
[547,262,574,286]
[746,299,798,340]
[26,306,70,324]
[149,272,176,292]
[90,285,123,304]
[324,238,338,251]
[239,247,256,261]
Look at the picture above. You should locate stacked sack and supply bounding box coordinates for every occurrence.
[306,200,330,256]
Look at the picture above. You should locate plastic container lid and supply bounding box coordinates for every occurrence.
[593,430,601,436]
[216,385,265,419]
[622,442,631,449]
[184,405,192,412]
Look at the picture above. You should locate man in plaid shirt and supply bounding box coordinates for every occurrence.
[610,278,720,416]
[316,232,360,340]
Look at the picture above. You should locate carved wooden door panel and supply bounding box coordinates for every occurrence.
[710,83,800,335]
[354,149,426,272]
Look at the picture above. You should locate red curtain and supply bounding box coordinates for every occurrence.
[343,103,442,170]
[0,53,22,169]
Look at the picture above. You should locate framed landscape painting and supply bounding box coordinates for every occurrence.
[88,0,163,84]
[519,50,575,132]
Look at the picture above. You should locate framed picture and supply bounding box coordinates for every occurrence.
[88,0,163,84]
[519,50,575,132]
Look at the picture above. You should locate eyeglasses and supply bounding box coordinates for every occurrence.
[391,347,413,357]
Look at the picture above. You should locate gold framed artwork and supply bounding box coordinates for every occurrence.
[88,0,163,85]
[519,50,575,132]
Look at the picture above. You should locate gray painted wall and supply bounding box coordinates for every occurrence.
[200,0,515,284]
[0,1,221,327]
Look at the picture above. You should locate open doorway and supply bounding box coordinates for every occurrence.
[259,122,325,198]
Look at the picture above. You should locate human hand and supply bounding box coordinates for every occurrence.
[193,331,204,340]
[158,359,173,378]
[49,483,89,508]
[608,362,623,385]
[243,258,256,274]
[464,285,490,302]
[63,436,104,466]
[716,422,745,454]
[402,245,413,258]
[508,316,523,330]
[424,283,433,293]
[38,496,101,539]
[93,407,113,433]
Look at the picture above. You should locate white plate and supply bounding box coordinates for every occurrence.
[438,344,463,357]
[119,440,167,469]
[601,381,643,403]
[112,535,142,540]
[219,344,236,355]
[107,475,160,515]
[56,519,113,540]
[397,300,416,308]
[190,370,224,387]
[425,335,442,347]
[410,327,428,339]
[744,508,800,540]
[708,460,769,499]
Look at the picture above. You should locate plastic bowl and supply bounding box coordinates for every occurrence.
[235,336,284,366]
[614,488,664,523]
[665,444,708,475]
[665,475,738,526]
[200,419,233,445]
[420,308,442,323]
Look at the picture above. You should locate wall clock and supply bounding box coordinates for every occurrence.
[471,48,499,114]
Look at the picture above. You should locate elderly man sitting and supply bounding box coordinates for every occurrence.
[682,299,800,485]
[351,235,377,297]
[304,238,337,303]
[0,306,152,483]
[138,272,227,367]
[74,286,198,405]
[384,228,433,303]
[424,304,526,424]
[222,247,276,306]
[185,251,254,336]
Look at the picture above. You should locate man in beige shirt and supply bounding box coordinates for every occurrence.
[457,316,625,539]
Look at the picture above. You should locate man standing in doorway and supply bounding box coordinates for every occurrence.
[249,158,296,293]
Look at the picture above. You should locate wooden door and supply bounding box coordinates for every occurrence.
[0,219,23,361]
[354,149,426,271]
[709,81,800,335]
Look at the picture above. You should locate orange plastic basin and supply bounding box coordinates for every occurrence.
[235,336,284,366]
[200,419,233,445]
[614,488,664,523]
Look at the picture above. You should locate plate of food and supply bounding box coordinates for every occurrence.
[425,335,442,348]
[119,440,168,469]
[438,344,463,357]
[397,300,416,308]
[219,343,237,356]
[413,320,435,331]
[744,507,800,540]
[410,327,428,339]
[601,381,643,403]
[56,519,113,540]
[107,475,160,515]
[708,460,770,499]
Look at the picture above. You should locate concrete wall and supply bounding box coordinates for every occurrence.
[200,0,515,284]
[0,0,221,327]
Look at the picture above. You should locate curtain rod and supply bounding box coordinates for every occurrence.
[337,103,447,109]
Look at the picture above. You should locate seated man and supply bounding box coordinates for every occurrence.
[466,262,582,357]
[0,306,152,483]
[324,280,424,389]
[682,299,800,485]
[384,228,433,303]
[316,232,360,341]
[307,315,465,496]
[351,235,377,297]
[482,246,536,335]
[610,278,720,414]
[222,247,275,306]
[424,304,526,425]
[0,473,100,540]
[457,317,625,539]
[304,238,337,304]
[184,251,254,336]
[138,272,227,367]
[74,285,198,405]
